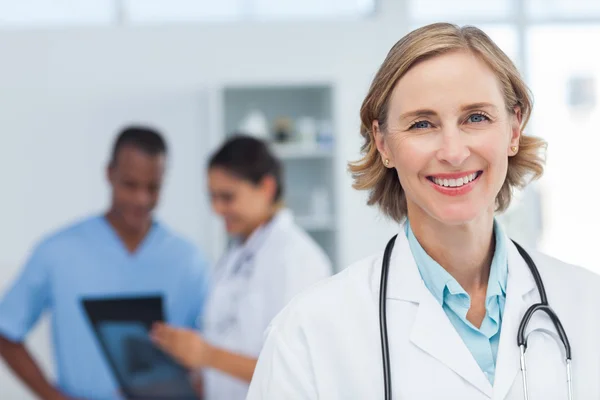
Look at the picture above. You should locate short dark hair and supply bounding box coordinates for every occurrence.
[110,125,167,166]
[209,134,284,202]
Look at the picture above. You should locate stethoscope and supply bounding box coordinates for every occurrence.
[378,234,573,400]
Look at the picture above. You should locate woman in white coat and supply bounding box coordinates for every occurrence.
[150,134,332,399]
[246,23,600,400]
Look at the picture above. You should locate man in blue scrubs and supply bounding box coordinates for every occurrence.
[0,126,211,399]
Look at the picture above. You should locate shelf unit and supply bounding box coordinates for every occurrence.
[220,83,338,266]
[270,142,333,160]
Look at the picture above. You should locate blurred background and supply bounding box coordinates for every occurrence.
[1,0,599,397]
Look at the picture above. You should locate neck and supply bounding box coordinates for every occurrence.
[240,204,282,243]
[408,206,496,294]
[105,209,151,252]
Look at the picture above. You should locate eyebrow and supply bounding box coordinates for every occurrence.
[399,102,499,121]
[399,109,436,121]
[461,102,499,113]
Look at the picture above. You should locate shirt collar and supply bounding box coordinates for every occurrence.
[405,219,508,306]
[488,220,508,296]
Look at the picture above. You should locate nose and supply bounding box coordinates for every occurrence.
[436,127,470,167]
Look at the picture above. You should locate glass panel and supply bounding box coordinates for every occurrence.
[0,0,114,27]
[527,0,600,19]
[527,26,600,272]
[409,0,511,21]
[250,0,375,20]
[124,0,375,24]
[123,0,244,23]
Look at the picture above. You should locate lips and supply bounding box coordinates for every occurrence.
[426,170,483,196]
[427,171,482,188]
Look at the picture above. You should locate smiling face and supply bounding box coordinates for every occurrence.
[208,166,277,238]
[107,145,165,233]
[374,50,521,227]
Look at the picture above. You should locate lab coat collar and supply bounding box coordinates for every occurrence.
[380,224,536,301]
[411,291,495,396]
[491,236,538,400]
[376,224,537,399]
[375,227,492,396]
[234,207,294,254]
[379,224,423,302]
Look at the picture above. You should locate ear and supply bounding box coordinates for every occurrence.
[106,164,114,184]
[373,120,393,168]
[259,175,277,201]
[509,107,522,156]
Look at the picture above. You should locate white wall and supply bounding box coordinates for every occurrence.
[0,1,407,397]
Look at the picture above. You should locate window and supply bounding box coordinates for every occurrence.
[122,0,243,23]
[527,26,600,271]
[0,0,114,27]
[409,0,511,22]
[249,0,375,20]
[123,0,376,24]
[527,0,600,19]
[0,0,376,27]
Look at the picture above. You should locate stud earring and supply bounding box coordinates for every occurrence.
[384,159,390,167]
[511,146,518,154]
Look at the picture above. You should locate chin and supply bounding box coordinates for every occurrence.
[427,202,490,227]
[225,224,241,236]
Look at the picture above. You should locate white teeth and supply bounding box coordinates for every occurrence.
[432,172,478,188]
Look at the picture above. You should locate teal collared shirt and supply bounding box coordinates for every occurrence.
[405,220,508,385]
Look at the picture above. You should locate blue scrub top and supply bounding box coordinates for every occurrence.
[0,215,211,399]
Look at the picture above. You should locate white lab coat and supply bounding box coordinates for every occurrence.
[201,208,332,400]
[247,227,600,399]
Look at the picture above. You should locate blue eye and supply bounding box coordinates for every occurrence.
[410,120,431,129]
[468,113,489,123]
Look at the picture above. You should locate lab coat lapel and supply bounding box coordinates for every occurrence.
[492,238,537,400]
[386,232,493,398]
[409,289,494,397]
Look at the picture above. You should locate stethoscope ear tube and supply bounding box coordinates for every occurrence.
[511,240,548,305]
[379,235,573,400]
[379,234,397,400]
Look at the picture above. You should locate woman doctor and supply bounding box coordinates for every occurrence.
[246,23,600,400]
[150,134,332,399]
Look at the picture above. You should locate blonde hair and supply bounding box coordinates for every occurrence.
[348,23,547,222]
